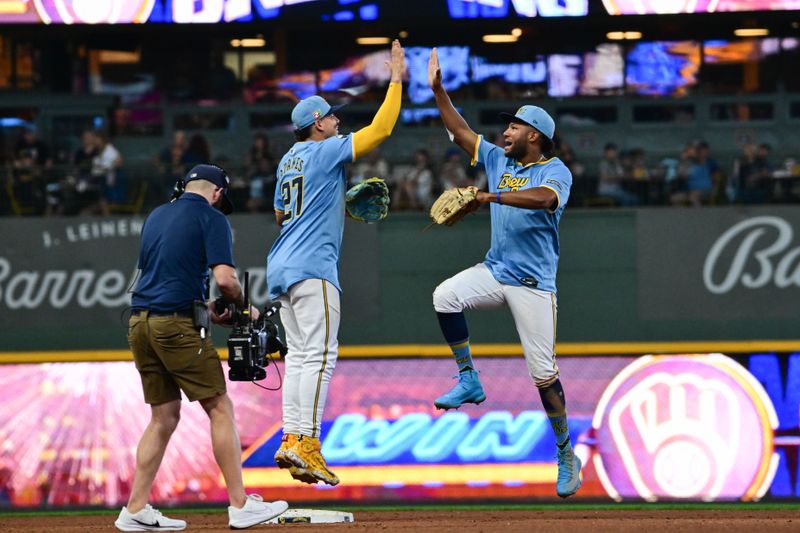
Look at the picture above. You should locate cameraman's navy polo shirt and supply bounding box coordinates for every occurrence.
[132,192,235,312]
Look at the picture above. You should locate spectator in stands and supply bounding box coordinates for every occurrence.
[556,139,584,180]
[9,126,51,214]
[243,133,277,212]
[74,130,99,182]
[154,130,189,199]
[392,149,434,210]
[732,143,763,204]
[440,148,470,190]
[754,143,778,201]
[247,156,278,213]
[351,148,389,187]
[628,148,652,204]
[687,141,718,206]
[468,161,488,191]
[668,142,694,206]
[89,132,123,216]
[14,127,51,169]
[184,134,211,165]
[245,132,275,178]
[597,143,637,206]
[205,49,238,101]
[553,136,586,203]
[45,129,97,215]
[243,65,273,104]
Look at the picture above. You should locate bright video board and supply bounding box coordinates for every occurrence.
[603,0,800,15]
[1,0,795,24]
[1,352,794,507]
[0,0,588,24]
[626,40,700,96]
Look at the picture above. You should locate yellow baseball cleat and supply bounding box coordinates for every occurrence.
[286,436,340,486]
[288,466,319,485]
[275,434,319,484]
[273,434,299,469]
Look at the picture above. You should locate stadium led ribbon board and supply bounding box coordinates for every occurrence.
[592,354,778,501]
[28,0,154,23]
[602,0,800,14]
[0,0,590,24]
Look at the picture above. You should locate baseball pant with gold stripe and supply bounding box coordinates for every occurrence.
[278,279,341,438]
[432,262,559,387]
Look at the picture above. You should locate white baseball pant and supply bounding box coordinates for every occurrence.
[433,263,559,387]
[278,279,340,438]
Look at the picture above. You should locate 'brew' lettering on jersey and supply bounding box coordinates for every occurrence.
[497,174,530,191]
[474,135,572,294]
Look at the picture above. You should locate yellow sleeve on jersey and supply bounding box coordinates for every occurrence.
[470,135,482,167]
[352,81,402,161]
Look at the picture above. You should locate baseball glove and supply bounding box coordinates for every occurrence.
[430,186,480,226]
[346,177,390,223]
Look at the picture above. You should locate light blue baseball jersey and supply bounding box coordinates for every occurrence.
[473,135,572,293]
[267,134,354,299]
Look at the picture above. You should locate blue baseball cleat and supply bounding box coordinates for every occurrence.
[556,446,582,498]
[434,369,486,410]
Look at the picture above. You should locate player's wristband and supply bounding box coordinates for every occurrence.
[496,191,502,204]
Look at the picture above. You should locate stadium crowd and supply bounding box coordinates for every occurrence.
[2,126,799,217]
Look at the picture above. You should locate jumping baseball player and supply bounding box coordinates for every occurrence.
[426,48,582,497]
[267,40,405,486]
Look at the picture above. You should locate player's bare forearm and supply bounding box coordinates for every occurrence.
[388,38,405,84]
[428,48,478,155]
[476,187,559,212]
[432,87,478,155]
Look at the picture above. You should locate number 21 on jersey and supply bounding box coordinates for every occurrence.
[280,176,304,222]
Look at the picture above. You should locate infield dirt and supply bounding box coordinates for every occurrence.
[1,509,797,532]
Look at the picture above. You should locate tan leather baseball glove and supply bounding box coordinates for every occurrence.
[429,186,480,226]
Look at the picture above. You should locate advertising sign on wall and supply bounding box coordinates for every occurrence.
[0,216,378,351]
[2,209,800,352]
[0,353,795,507]
[637,208,800,320]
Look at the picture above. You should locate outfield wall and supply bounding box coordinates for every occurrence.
[0,207,799,355]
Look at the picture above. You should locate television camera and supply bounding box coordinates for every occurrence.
[215,272,287,382]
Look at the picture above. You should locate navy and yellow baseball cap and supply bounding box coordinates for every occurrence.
[291,95,346,131]
[185,164,233,214]
[499,105,556,140]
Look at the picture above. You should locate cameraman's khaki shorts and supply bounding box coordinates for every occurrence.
[128,311,226,404]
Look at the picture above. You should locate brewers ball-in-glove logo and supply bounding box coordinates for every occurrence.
[592,354,777,501]
[33,0,155,24]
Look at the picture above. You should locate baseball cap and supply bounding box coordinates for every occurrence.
[184,164,233,214]
[291,95,346,131]
[499,105,556,140]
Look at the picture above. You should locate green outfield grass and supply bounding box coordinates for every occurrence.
[2,501,800,518]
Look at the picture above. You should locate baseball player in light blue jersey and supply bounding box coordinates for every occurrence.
[427,48,581,498]
[267,40,405,487]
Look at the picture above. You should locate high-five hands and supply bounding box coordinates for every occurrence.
[387,39,406,84]
[428,47,442,91]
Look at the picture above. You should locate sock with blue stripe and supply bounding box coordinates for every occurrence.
[436,311,474,372]
[539,379,572,449]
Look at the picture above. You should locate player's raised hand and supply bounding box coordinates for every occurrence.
[387,39,405,84]
[428,47,442,91]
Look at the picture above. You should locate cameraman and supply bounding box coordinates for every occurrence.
[116,164,288,532]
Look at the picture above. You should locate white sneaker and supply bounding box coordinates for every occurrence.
[228,494,289,529]
[114,504,186,531]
